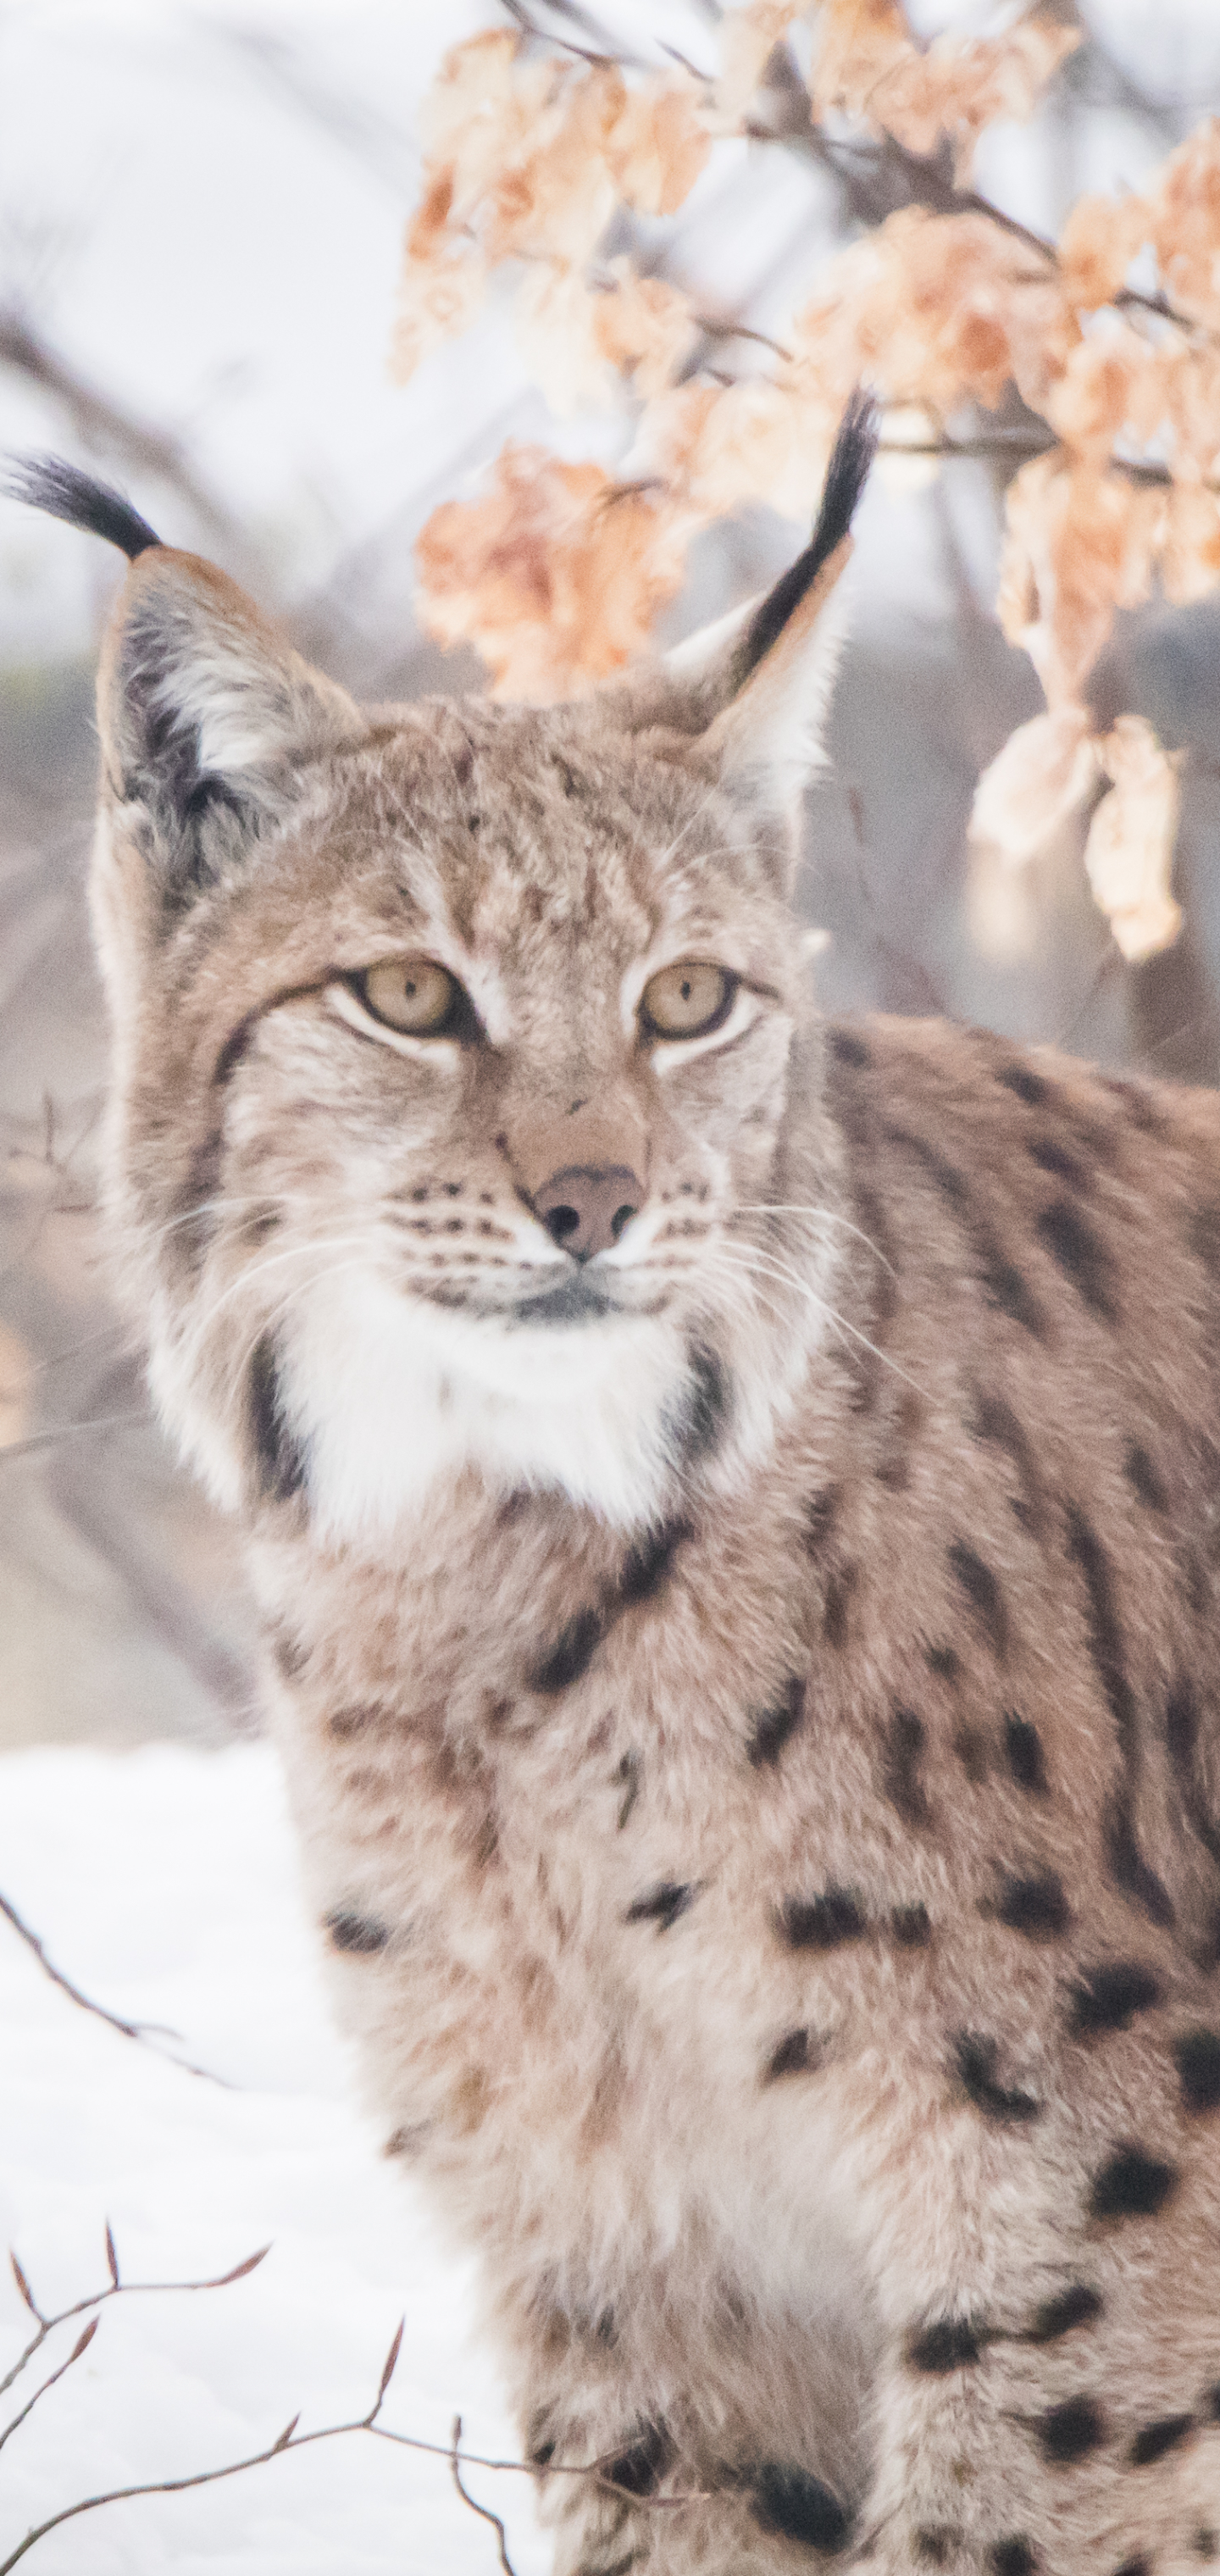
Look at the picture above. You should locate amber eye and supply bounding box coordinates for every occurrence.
[357,958,463,1036]
[640,961,735,1041]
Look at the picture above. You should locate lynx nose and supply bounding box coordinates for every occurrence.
[535,1165,643,1263]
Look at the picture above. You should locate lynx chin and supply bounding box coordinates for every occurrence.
[10,395,1220,2573]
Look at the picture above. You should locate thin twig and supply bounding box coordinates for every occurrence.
[0,1891,230,2086]
[0,2322,97,2457]
[2,2237,270,2403]
[451,2413,518,2576]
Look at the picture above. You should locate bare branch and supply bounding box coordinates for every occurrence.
[0,1890,231,2085]
[0,2320,98,2459]
[451,2414,519,2576]
[1,2235,271,2403]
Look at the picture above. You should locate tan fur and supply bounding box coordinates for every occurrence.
[80,505,1220,2573]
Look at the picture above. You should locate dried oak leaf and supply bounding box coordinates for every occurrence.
[787,209,1073,419]
[1163,340,1220,487]
[1045,318,1173,462]
[870,18,1080,179]
[1058,189,1152,312]
[1147,117,1220,328]
[639,375,833,525]
[1085,715,1182,962]
[715,0,807,125]
[593,262,700,400]
[1162,481,1220,604]
[968,704,1101,869]
[415,444,690,700]
[998,452,1164,705]
[812,0,911,117]
[606,76,711,216]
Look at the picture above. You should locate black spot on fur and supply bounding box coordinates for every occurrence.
[997,1063,1048,1106]
[1195,2530,1219,2562]
[1113,2559,1152,2576]
[270,1624,308,1680]
[1175,2027,1220,2112]
[948,1541,1008,1660]
[953,1723,989,1785]
[956,2032,1041,2124]
[914,2535,957,2568]
[891,1903,931,1947]
[926,1645,959,1682]
[736,388,876,683]
[530,1607,603,1693]
[803,1488,840,1552]
[1165,1685,1220,1870]
[991,2544,1039,2576]
[1069,1961,1162,2035]
[1038,2396,1106,2462]
[1036,1200,1118,1322]
[972,1391,1046,1535]
[994,1872,1071,1940]
[1104,1790,1175,1929]
[828,1027,873,1069]
[749,2462,851,2551]
[907,2315,987,2373]
[1025,2285,1104,2344]
[884,1708,929,1825]
[213,1013,259,1088]
[1128,2413,1194,2467]
[823,1564,858,1646]
[1190,1203,1220,1277]
[247,1334,308,1504]
[614,1751,641,1829]
[603,2421,671,2496]
[778,1886,867,1949]
[1005,1714,1048,1796]
[677,1344,729,1464]
[766,2027,816,2081]
[618,1520,691,1605]
[1067,1507,1173,1927]
[1090,2146,1178,2220]
[1029,1133,1088,1190]
[1123,1441,1167,1513]
[324,1910,388,1955]
[625,1881,695,1932]
[748,1677,807,1768]
[887,1126,1045,1337]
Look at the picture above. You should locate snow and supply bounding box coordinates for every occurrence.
[0,1742,550,2576]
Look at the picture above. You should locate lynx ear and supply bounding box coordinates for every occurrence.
[5,458,367,902]
[606,391,877,841]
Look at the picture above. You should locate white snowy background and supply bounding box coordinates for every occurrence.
[0,1743,550,2574]
[3,2,1220,2570]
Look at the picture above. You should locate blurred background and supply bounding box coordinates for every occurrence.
[3,0,1220,1756]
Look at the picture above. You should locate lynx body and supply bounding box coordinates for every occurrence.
[14,415,1220,2573]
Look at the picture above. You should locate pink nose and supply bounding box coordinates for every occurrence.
[535,1165,643,1263]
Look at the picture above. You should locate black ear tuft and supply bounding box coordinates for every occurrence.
[3,454,161,560]
[735,387,878,685]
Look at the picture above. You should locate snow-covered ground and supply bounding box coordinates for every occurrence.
[0,1742,549,2576]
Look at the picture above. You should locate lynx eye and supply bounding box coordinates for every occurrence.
[357,958,462,1036]
[641,961,735,1042]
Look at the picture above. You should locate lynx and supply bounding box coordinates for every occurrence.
[10,399,1220,2575]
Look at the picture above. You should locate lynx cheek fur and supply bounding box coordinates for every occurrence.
[12,402,1220,2575]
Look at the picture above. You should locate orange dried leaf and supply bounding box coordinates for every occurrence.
[1045,320,1173,462]
[716,1,805,124]
[592,264,699,401]
[998,453,1164,704]
[416,444,690,700]
[606,77,711,217]
[968,706,1101,869]
[1162,483,1220,604]
[1147,116,1220,327]
[872,18,1080,177]
[812,0,910,117]
[1058,191,1151,311]
[1085,716,1182,962]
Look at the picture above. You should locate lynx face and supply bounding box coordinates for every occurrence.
[58,410,873,1546]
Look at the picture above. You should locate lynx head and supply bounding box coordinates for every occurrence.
[7,401,874,1547]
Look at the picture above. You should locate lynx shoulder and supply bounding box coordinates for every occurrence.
[10,402,1220,2573]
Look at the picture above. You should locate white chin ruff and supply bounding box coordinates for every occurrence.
[280,1272,696,1544]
